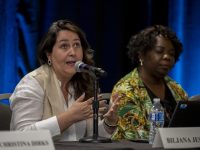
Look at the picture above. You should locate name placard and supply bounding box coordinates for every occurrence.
[0,130,55,150]
[153,127,200,149]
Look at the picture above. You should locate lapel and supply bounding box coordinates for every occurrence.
[41,65,66,119]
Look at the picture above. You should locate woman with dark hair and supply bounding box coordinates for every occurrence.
[110,25,188,141]
[10,20,119,141]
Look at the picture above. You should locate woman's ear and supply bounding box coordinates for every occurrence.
[138,51,143,60]
[46,52,52,66]
[138,51,144,66]
[46,52,51,60]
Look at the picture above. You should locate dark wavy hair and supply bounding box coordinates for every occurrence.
[127,25,183,68]
[37,19,94,100]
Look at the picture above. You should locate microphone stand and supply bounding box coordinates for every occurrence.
[79,73,112,143]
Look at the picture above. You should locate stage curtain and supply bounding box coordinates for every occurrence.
[169,0,200,96]
[0,0,199,105]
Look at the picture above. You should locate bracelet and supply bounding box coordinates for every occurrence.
[104,119,117,128]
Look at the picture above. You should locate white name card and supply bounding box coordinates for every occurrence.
[153,127,200,149]
[0,130,55,150]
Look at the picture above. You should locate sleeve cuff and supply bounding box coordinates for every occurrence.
[35,116,60,137]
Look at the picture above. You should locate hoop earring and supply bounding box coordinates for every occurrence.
[139,59,143,66]
[48,59,52,66]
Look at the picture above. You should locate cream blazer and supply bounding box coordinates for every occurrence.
[29,64,109,139]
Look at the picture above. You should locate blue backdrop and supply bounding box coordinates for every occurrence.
[0,0,200,104]
[169,0,200,96]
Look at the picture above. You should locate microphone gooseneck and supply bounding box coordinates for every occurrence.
[78,60,112,143]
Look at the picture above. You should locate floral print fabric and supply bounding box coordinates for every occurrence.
[111,68,188,140]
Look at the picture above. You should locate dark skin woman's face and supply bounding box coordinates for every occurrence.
[141,35,176,78]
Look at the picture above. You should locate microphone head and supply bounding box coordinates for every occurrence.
[75,61,107,78]
[74,61,84,72]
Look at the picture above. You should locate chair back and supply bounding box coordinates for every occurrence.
[189,94,200,101]
[0,93,12,100]
[0,93,12,130]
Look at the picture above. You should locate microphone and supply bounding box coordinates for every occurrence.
[75,61,107,77]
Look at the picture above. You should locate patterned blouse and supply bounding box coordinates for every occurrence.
[111,68,188,140]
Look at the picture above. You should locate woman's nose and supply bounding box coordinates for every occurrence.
[68,47,75,55]
[163,54,171,60]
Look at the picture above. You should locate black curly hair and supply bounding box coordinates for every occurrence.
[127,25,183,68]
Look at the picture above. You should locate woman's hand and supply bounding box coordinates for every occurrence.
[58,93,93,133]
[98,93,110,117]
[68,93,93,122]
[103,93,121,126]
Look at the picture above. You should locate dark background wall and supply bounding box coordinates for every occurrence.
[1,0,200,104]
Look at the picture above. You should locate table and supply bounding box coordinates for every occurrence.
[54,140,163,150]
